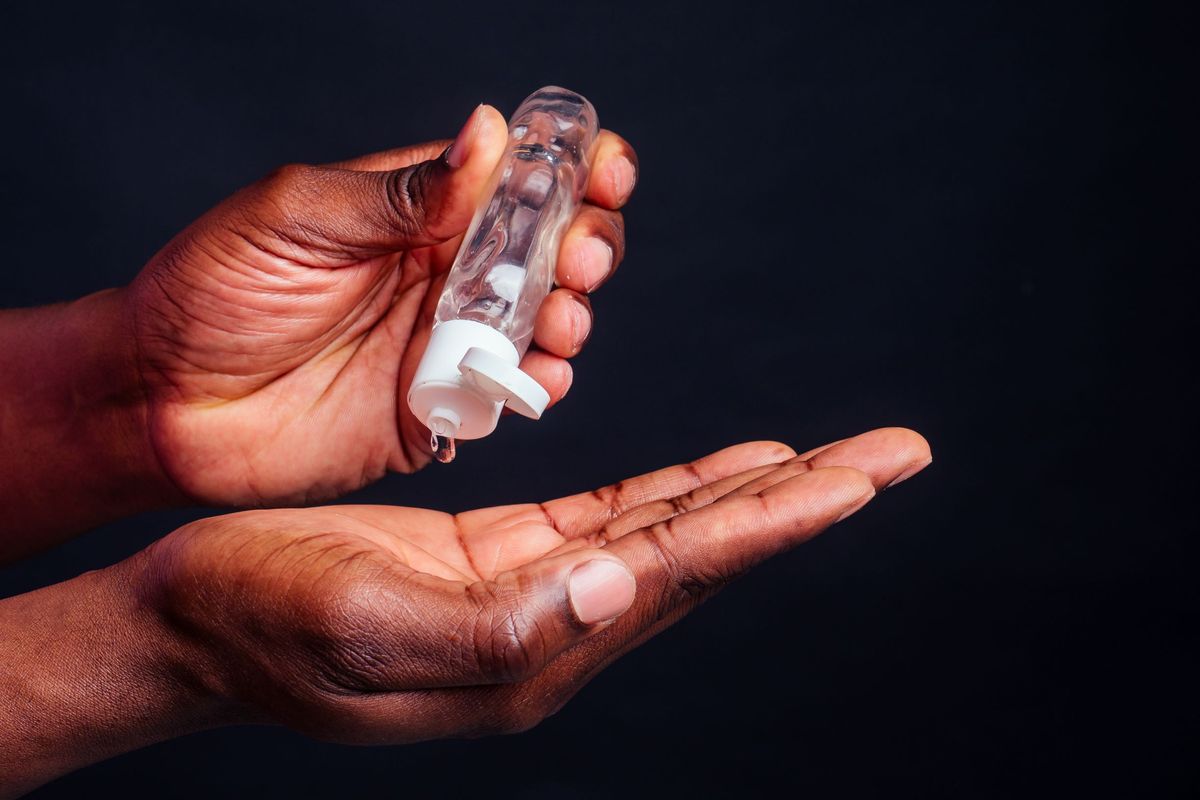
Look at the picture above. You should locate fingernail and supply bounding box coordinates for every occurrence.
[613,156,637,206]
[568,559,636,625]
[446,104,484,169]
[886,457,933,489]
[570,295,593,352]
[581,239,614,293]
[835,489,876,523]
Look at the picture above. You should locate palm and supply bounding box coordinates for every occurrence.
[178,483,616,607]
[133,220,461,506]
[244,502,568,588]
[331,504,566,583]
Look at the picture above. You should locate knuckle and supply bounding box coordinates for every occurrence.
[246,163,334,249]
[384,164,430,237]
[666,482,716,516]
[589,480,630,521]
[584,209,626,260]
[258,162,315,196]
[467,583,550,684]
[644,520,723,616]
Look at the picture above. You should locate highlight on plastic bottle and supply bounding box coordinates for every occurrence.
[407,86,599,463]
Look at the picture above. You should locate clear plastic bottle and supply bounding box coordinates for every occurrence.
[407,87,599,460]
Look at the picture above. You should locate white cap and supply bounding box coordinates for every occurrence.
[407,319,551,441]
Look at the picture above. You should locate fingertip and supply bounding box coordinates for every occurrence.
[697,440,798,480]
[759,465,876,522]
[841,465,878,500]
[587,131,638,209]
[791,428,933,492]
[422,104,509,241]
[446,104,506,178]
[558,234,614,293]
[534,289,592,357]
[803,465,875,495]
[749,440,799,463]
[833,468,877,522]
[815,466,876,523]
[872,426,933,466]
[608,156,637,208]
[473,104,509,158]
[519,351,573,408]
[567,554,637,626]
[878,427,932,488]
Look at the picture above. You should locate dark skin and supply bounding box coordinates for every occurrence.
[0,102,931,796]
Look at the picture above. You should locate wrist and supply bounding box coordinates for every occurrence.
[0,551,239,797]
[0,288,183,559]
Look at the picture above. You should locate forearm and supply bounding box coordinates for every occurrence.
[0,289,180,561]
[0,552,233,797]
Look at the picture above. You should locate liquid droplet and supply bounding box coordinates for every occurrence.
[432,434,456,464]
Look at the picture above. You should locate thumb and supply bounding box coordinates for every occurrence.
[451,550,637,685]
[363,549,637,689]
[241,104,508,262]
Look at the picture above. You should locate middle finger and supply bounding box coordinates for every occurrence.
[556,204,625,293]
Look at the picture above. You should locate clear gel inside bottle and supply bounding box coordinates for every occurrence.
[435,87,599,354]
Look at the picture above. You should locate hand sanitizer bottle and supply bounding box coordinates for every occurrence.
[407,86,599,462]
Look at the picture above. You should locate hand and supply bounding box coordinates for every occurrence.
[144,428,929,742]
[0,428,929,794]
[126,104,637,505]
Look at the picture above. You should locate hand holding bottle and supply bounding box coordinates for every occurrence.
[131,101,635,502]
[0,101,637,550]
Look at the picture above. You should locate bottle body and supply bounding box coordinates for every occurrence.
[434,87,599,356]
[408,87,599,450]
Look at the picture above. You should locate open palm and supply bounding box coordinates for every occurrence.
[127,105,636,506]
[149,428,930,742]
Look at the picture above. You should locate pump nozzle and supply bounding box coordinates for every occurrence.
[408,319,550,448]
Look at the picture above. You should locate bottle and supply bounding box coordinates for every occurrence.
[407,86,599,462]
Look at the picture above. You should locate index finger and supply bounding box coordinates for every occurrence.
[326,129,638,210]
[540,440,797,539]
[585,130,638,209]
[323,139,450,171]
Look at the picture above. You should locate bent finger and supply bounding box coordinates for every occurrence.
[532,289,592,358]
[556,205,625,293]
[585,130,639,209]
[514,350,574,411]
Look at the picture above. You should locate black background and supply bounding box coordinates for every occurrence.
[2,0,1196,797]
